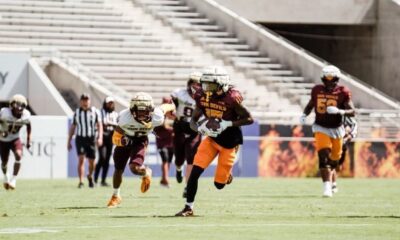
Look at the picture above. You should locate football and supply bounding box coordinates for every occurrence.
[205,118,220,131]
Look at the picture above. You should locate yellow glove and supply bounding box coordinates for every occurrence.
[112,131,131,146]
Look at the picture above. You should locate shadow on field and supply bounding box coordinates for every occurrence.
[56,207,104,210]
[110,215,202,218]
[328,215,400,219]
[240,195,317,199]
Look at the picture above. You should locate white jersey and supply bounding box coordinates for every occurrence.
[117,107,164,137]
[171,88,196,122]
[0,107,31,142]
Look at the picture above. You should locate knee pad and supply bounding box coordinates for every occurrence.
[318,149,330,169]
[214,182,225,190]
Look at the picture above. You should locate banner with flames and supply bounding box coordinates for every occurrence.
[354,141,400,177]
[258,125,399,178]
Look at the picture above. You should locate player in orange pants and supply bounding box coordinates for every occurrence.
[300,65,355,197]
[175,66,254,216]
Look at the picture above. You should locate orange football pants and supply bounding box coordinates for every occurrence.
[314,132,343,161]
[193,137,238,184]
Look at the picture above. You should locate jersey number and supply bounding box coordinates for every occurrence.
[8,125,22,134]
[317,98,337,114]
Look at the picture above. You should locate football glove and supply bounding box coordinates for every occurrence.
[218,120,232,132]
[327,106,345,115]
[197,121,219,138]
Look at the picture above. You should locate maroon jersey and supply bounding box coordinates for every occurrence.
[311,84,351,128]
[194,87,244,148]
[154,125,174,149]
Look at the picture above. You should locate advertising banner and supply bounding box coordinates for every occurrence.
[5,116,69,179]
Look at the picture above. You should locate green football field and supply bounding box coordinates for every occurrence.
[0,178,399,240]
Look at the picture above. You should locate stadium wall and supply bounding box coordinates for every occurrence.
[213,0,400,101]
[184,0,400,109]
[213,0,376,25]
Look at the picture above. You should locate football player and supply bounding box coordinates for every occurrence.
[300,65,355,197]
[0,94,31,190]
[175,66,254,216]
[154,97,175,188]
[107,92,175,208]
[171,71,202,197]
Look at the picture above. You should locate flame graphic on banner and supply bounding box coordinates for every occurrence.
[258,125,318,177]
[354,128,400,178]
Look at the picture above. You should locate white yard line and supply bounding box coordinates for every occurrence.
[0,222,373,234]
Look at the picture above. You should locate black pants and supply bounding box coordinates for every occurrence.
[94,134,113,183]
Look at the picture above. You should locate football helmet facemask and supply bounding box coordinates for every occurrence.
[321,65,340,91]
[10,94,27,118]
[187,71,202,96]
[200,66,230,94]
[130,92,154,123]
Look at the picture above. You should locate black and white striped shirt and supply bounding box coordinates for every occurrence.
[100,108,118,134]
[73,107,101,137]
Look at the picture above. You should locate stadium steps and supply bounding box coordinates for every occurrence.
[134,0,310,108]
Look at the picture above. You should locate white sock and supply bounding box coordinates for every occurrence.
[113,188,120,196]
[186,202,194,209]
[10,175,17,181]
[323,181,331,189]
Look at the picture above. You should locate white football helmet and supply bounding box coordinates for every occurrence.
[200,66,230,93]
[130,92,154,122]
[321,65,341,81]
[187,71,202,95]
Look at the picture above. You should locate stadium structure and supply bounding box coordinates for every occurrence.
[0,0,399,179]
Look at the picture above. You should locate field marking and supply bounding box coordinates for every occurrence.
[0,228,59,234]
[0,222,373,234]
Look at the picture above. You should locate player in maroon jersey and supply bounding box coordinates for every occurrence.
[154,97,175,188]
[175,66,254,216]
[300,65,355,197]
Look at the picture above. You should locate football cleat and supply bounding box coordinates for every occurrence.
[107,195,122,208]
[3,175,9,190]
[176,169,183,183]
[323,188,333,198]
[175,205,194,217]
[8,178,16,190]
[78,182,84,189]
[332,185,339,194]
[141,168,152,193]
[101,181,110,187]
[87,175,94,188]
[160,179,170,188]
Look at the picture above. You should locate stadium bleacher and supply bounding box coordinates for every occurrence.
[0,0,399,138]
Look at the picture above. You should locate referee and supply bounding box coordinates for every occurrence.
[68,93,103,188]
